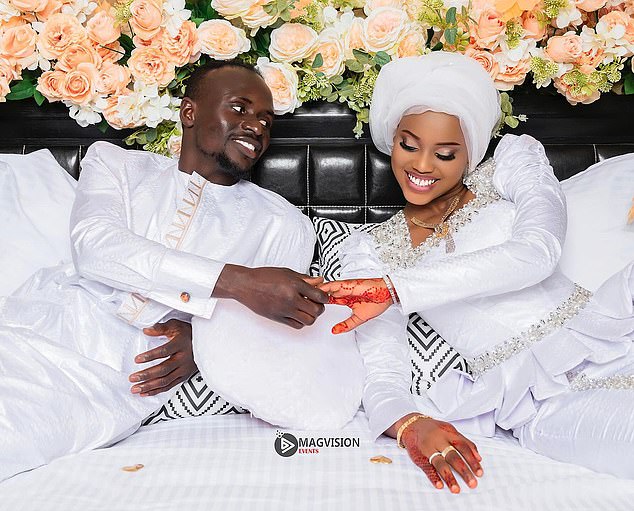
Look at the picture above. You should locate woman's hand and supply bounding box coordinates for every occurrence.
[129,319,197,396]
[394,414,483,493]
[318,278,393,333]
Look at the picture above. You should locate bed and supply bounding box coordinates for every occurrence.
[0,98,633,508]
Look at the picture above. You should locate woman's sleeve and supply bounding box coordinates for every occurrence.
[340,234,419,440]
[70,142,224,317]
[389,133,567,314]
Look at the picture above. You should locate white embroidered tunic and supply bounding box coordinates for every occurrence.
[339,135,634,440]
[0,141,315,481]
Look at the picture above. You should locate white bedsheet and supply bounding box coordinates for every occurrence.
[1,413,632,510]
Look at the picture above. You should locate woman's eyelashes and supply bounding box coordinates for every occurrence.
[399,140,456,161]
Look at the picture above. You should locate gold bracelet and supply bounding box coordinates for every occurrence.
[396,414,432,448]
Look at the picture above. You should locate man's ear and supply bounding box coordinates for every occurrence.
[180,97,195,128]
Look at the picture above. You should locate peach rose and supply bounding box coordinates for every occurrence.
[127,45,176,87]
[36,68,65,101]
[167,133,181,158]
[475,9,505,49]
[59,61,99,104]
[575,47,604,73]
[575,0,607,11]
[197,19,250,61]
[521,11,546,40]
[95,40,124,63]
[240,0,278,31]
[162,20,200,66]
[598,10,634,42]
[0,20,37,68]
[11,0,49,13]
[37,13,87,59]
[56,42,102,72]
[210,0,256,19]
[397,27,425,57]
[86,9,120,45]
[545,32,583,62]
[362,7,409,53]
[289,0,311,19]
[494,0,540,21]
[308,28,345,77]
[494,56,531,90]
[102,92,136,129]
[344,16,365,56]
[268,23,317,63]
[255,56,300,115]
[129,0,163,42]
[97,61,131,94]
[37,0,63,20]
[553,74,601,104]
[465,48,500,79]
[0,57,18,101]
[363,0,404,15]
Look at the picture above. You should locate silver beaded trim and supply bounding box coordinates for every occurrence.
[467,285,593,378]
[371,158,500,271]
[568,372,634,391]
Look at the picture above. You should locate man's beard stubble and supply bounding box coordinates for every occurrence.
[214,151,252,181]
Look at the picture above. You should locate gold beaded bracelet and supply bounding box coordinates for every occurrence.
[396,414,432,448]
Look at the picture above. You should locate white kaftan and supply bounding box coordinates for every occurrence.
[0,142,315,482]
[341,135,634,477]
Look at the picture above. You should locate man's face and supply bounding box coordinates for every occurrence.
[182,67,274,184]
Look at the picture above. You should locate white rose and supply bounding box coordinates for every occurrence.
[268,22,318,63]
[256,56,301,115]
[197,19,250,60]
[363,0,404,16]
[210,0,254,19]
[362,7,409,54]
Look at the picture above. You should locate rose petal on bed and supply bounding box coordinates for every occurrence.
[370,455,392,464]
[121,464,145,472]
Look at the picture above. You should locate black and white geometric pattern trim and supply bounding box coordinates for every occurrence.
[143,372,247,426]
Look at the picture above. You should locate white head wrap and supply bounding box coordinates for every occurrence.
[369,52,501,172]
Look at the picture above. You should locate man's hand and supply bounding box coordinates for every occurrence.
[318,278,393,333]
[392,414,483,493]
[129,319,197,397]
[213,265,328,329]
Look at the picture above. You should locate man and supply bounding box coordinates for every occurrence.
[0,61,327,481]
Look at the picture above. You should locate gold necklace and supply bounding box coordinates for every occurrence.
[408,189,466,253]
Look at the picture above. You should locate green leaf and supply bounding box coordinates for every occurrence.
[624,72,634,95]
[119,34,134,53]
[191,17,204,26]
[96,118,109,134]
[431,42,444,51]
[145,128,158,143]
[6,80,35,101]
[33,89,45,106]
[504,115,519,128]
[312,52,323,68]
[352,49,370,64]
[345,59,363,73]
[446,6,457,24]
[330,75,343,85]
[326,93,338,102]
[373,51,391,68]
[444,28,457,45]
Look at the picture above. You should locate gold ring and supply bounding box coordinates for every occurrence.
[441,446,458,458]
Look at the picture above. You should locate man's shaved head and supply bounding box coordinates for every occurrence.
[184,60,263,102]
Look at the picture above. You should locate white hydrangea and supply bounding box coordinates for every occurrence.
[163,0,192,38]
[115,83,180,129]
[67,97,107,127]
[0,0,19,23]
[497,38,536,67]
[61,0,98,24]
[581,24,633,63]
[554,2,582,29]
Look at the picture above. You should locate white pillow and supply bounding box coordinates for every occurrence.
[192,303,364,430]
[560,153,634,291]
[0,150,76,296]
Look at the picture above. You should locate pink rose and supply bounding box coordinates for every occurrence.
[97,62,131,95]
[36,68,66,101]
[127,45,176,87]
[129,0,163,42]
[197,19,251,61]
[37,13,87,59]
[521,11,546,40]
[268,23,318,63]
[59,61,99,105]
[494,56,531,90]
[0,57,18,101]
[362,7,409,53]
[575,0,607,12]
[465,48,500,79]
[56,42,102,72]
[553,74,601,104]
[86,9,121,46]
[163,20,200,66]
[545,32,583,63]
[475,9,505,49]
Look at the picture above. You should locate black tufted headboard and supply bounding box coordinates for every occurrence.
[1,96,633,223]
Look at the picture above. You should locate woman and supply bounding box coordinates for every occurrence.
[321,52,634,492]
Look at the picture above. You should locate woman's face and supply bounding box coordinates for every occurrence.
[391,111,469,207]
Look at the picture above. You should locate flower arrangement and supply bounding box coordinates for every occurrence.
[0,0,632,156]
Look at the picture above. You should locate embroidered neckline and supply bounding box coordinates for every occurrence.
[371,158,500,270]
